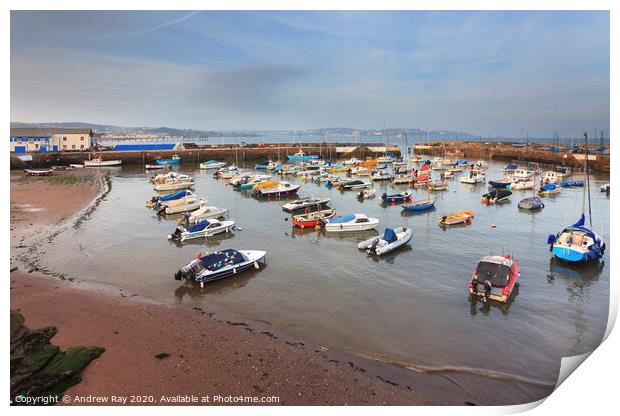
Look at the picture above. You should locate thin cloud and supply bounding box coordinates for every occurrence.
[90,11,201,40]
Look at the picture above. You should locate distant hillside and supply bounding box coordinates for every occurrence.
[10,121,485,140]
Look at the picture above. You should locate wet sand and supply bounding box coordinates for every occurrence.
[9,170,477,405]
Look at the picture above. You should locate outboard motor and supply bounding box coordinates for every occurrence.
[174,269,184,281]
[483,280,493,301]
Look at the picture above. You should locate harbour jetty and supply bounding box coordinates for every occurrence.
[10,141,609,172]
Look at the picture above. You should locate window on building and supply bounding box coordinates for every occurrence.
[81,136,84,140]
[63,137,67,141]
[72,144,76,149]
[80,144,84,149]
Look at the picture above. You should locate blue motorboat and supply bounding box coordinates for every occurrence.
[174,249,267,285]
[287,150,319,162]
[254,161,270,170]
[146,189,192,207]
[156,154,181,165]
[547,133,605,263]
[402,199,436,211]
[560,180,585,188]
[381,191,413,203]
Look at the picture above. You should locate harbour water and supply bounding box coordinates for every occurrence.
[39,159,610,400]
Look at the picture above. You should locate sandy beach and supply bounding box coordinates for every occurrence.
[10,170,481,406]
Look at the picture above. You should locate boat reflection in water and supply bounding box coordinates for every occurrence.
[469,283,519,316]
[547,258,604,287]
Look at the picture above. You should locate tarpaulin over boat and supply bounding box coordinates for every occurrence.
[187,220,211,233]
[199,249,245,271]
[159,190,189,201]
[383,228,397,244]
[542,183,557,191]
[475,260,511,287]
[330,213,356,223]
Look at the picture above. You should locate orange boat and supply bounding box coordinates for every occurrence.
[253,180,278,190]
[358,157,377,168]
[439,210,474,226]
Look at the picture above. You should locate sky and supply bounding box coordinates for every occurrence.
[10,10,610,137]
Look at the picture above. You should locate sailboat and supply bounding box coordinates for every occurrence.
[518,165,544,210]
[547,133,605,263]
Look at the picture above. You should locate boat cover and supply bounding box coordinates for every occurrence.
[199,249,245,271]
[505,163,518,170]
[187,220,211,233]
[475,259,512,287]
[542,183,557,191]
[160,190,189,201]
[489,181,511,189]
[383,228,397,244]
[561,180,584,187]
[330,213,356,223]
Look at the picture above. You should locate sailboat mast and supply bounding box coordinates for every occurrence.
[584,132,592,228]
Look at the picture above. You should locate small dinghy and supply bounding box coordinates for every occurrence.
[24,169,53,176]
[402,199,435,211]
[324,213,379,232]
[357,188,376,199]
[381,191,413,203]
[185,205,229,224]
[538,183,560,196]
[69,164,85,168]
[358,227,412,256]
[600,183,610,193]
[439,210,474,226]
[468,255,520,303]
[428,181,448,191]
[292,209,336,228]
[84,158,122,167]
[145,164,165,170]
[169,219,235,241]
[518,196,544,210]
[158,196,206,215]
[174,249,266,286]
[282,197,331,213]
[147,190,193,208]
[481,189,512,204]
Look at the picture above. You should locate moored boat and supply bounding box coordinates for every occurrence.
[510,179,535,190]
[200,160,226,170]
[460,170,486,184]
[439,210,474,226]
[538,183,560,196]
[357,188,376,199]
[84,158,122,167]
[339,179,372,190]
[146,189,194,208]
[282,197,331,213]
[358,227,412,256]
[159,196,206,215]
[168,219,235,241]
[155,154,181,165]
[174,249,267,286]
[518,196,544,210]
[401,199,435,211]
[184,205,229,224]
[24,169,53,176]
[560,180,584,188]
[324,213,379,232]
[381,191,413,203]
[481,188,512,204]
[292,209,336,228]
[427,180,448,191]
[287,149,319,163]
[468,255,520,302]
[155,180,194,192]
[253,182,300,198]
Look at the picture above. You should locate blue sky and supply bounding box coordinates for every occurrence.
[10,11,610,137]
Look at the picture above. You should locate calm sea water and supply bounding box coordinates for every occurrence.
[41,159,610,399]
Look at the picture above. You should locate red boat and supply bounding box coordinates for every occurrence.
[468,255,520,302]
[414,174,431,185]
[292,209,336,228]
[24,169,53,177]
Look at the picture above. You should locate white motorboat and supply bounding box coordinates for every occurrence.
[159,196,206,214]
[460,170,486,184]
[343,157,362,166]
[324,213,379,232]
[200,160,227,170]
[339,179,372,190]
[371,170,394,181]
[186,205,229,224]
[510,179,535,190]
[155,180,195,192]
[357,188,376,199]
[174,249,266,286]
[358,227,412,256]
[513,168,535,181]
[84,157,122,167]
[282,197,331,213]
[168,219,235,241]
[392,173,414,184]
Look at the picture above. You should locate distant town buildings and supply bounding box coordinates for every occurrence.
[10,128,93,152]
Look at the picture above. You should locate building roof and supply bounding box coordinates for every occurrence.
[10,128,93,137]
